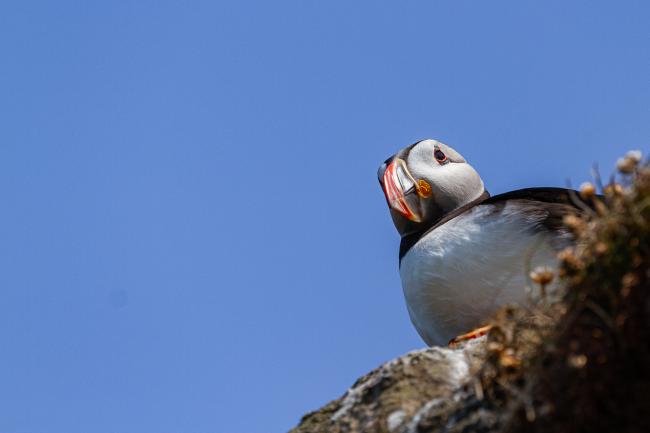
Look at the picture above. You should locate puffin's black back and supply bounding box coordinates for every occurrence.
[483,187,586,207]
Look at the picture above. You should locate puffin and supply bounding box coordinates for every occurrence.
[378,139,584,346]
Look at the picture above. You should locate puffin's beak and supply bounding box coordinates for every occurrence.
[380,159,422,222]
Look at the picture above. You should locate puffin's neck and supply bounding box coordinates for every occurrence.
[398,190,490,264]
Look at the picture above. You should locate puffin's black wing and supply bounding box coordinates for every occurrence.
[482,187,594,237]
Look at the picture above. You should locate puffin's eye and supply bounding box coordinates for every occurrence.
[434,149,447,164]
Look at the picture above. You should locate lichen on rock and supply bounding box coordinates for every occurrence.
[291,338,488,433]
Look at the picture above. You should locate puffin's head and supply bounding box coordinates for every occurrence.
[378,139,486,236]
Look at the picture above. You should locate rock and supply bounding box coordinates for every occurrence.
[290,337,497,433]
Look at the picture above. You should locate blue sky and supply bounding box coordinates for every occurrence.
[1,1,649,432]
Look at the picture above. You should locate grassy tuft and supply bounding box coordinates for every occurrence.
[480,152,650,433]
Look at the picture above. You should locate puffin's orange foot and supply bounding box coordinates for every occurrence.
[448,325,492,349]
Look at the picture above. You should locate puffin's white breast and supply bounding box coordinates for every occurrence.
[399,202,563,346]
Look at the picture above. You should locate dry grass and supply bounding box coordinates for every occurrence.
[479,152,650,433]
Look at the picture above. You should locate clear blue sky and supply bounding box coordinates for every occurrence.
[1,1,649,432]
